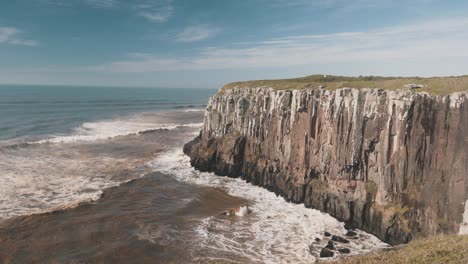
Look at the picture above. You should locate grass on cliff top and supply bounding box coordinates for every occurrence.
[221,75,468,95]
[333,235,468,264]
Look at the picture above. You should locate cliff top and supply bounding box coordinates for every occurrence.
[222,75,468,95]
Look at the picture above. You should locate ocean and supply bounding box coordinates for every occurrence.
[0,85,388,263]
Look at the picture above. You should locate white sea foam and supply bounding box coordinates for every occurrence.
[460,200,468,235]
[37,119,204,144]
[182,108,205,112]
[0,153,120,219]
[148,149,390,263]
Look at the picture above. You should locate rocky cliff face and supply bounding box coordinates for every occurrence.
[184,87,468,245]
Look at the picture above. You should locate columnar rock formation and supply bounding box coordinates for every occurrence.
[184,86,468,245]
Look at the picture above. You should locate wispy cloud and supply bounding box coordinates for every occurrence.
[126,0,175,23]
[89,17,468,72]
[269,0,379,8]
[40,0,118,8]
[42,0,174,22]
[0,27,38,47]
[176,25,220,42]
[83,0,118,8]
[134,0,173,22]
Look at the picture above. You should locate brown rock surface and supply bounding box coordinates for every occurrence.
[184,86,468,245]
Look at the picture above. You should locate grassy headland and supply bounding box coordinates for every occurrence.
[222,75,468,95]
[334,235,468,264]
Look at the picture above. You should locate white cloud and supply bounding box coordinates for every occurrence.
[140,11,172,22]
[42,0,173,22]
[134,0,173,23]
[90,17,468,72]
[0,27,38,47]
[176,25,220,42]
[83,0,118,8]
[40,0,117,8]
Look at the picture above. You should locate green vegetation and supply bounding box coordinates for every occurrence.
[221,74,468,95]
[334,235,468,264]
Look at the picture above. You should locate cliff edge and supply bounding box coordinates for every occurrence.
[184,78,468,245]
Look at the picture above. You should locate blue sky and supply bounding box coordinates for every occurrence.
[1,0,468,88]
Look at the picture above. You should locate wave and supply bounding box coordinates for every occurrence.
[37,121,204,144]
[147,149,390,263]
[0,114,204,147]
[0,163,119,220]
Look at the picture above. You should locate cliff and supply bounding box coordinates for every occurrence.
[184,83,468,245]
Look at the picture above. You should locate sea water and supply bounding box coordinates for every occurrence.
[0,85,388,263]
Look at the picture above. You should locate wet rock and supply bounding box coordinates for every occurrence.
[344,223,352,230]
[345,230,358,237]
[338,248,351,254]
[320,248,334,258]
[325,241,335,250]
[324,231,332,237]
[332,235,350,244]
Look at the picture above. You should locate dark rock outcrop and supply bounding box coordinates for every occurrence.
[338,248,351,254]
[332,235,350,244]
[325,241,335,250]
[184,87,468,245]
[320,248,334,258]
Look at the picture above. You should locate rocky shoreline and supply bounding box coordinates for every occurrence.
[184,86,468,245]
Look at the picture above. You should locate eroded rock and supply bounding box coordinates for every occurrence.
[184,87,468,245]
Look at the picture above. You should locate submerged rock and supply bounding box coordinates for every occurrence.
[222,205,249,217]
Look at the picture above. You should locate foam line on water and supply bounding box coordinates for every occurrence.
[460,200,468,235]
[148,149,390,263]
[0,155,119,219]
[37,120,204,144]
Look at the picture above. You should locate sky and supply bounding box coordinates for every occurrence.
[1,0,468,88]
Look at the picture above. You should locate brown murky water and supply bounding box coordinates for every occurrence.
[0,173,247,263]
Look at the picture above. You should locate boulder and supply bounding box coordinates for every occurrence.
[320,248,334,258]
[338,248,351,254]
[325,241,335,250]
[332,235,350,244]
